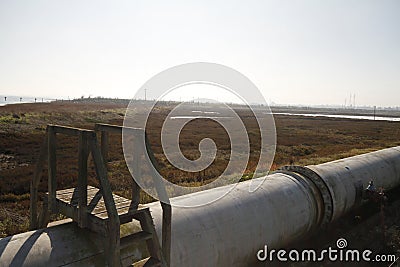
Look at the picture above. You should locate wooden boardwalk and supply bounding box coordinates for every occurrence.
[50,186,146,233]
[30,124,170,267]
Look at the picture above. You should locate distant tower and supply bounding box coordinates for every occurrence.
[349,93,352,108]
[4,97,6,102]
[351,94,353,108]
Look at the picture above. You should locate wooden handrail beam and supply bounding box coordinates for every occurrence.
[94,123,143,135]
[48,124,92,136]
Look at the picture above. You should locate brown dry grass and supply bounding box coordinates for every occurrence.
[1,100,400,237]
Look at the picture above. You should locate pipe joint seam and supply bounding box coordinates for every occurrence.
[279,165,334,227]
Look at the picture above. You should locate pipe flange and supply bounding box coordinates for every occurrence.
[276,170,324,230]
[279,165,333,227]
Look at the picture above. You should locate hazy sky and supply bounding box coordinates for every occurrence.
[0,0,399,106]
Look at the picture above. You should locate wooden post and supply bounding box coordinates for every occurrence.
[38,199,50,228]
[130,134,143,210]
[131,180,141,211]
[101,130,109,165]
[47,126,57,213]
[161,202,172,267]
[78,131,89,228]
[29,136,48,230]
[88,132,121,267]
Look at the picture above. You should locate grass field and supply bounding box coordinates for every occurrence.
[1,99,400,238]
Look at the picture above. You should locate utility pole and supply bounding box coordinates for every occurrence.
[374,106,376,120]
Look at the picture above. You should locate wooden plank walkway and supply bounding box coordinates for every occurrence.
[48,185,149,235]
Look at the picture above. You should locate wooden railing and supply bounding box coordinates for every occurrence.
[30,123,171,266]
[30,125,121,265]
[95,123,172,266]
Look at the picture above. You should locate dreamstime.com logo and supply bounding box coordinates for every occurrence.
[122,62,276,207]
[257,238,399,265]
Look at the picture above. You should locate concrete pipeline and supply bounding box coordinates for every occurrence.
[1,146,400,266]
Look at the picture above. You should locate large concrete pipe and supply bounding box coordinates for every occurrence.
[281,146,400,222]
[1,146,400,266]
[146,171,323,267]
[0,220,145,267]
[144,147,400,266]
